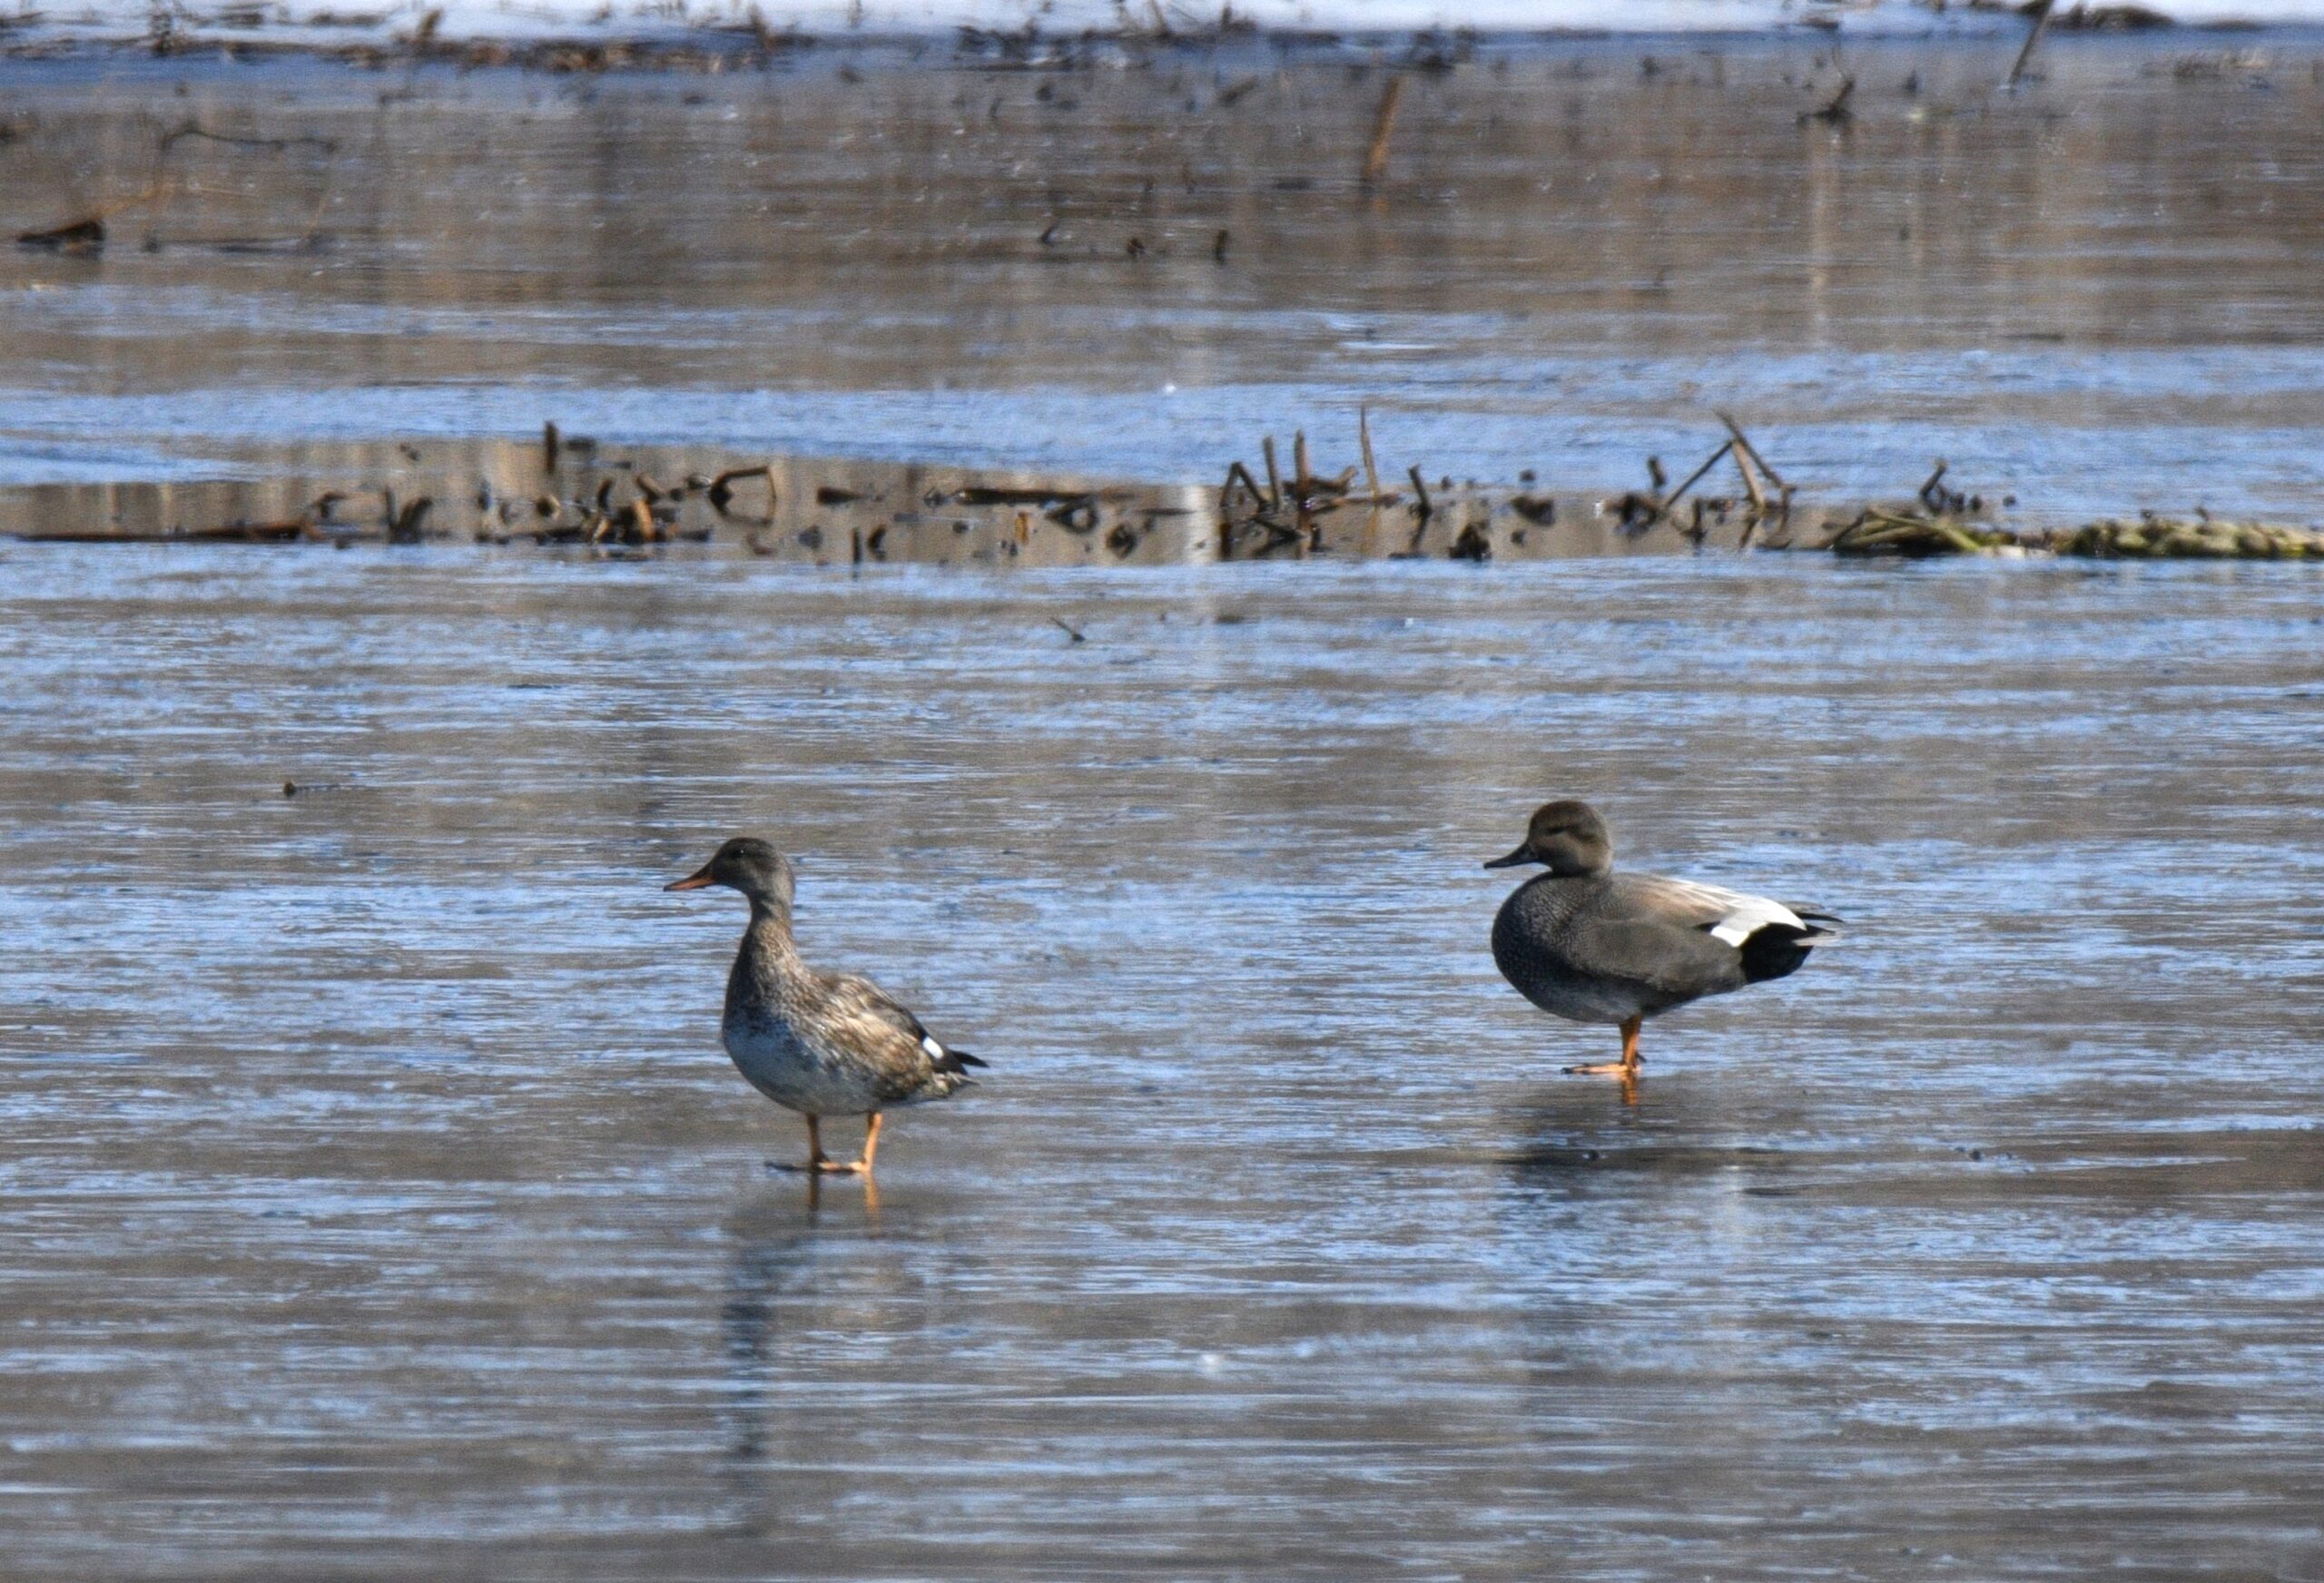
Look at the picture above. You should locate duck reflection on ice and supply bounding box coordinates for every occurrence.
[1498,1072,1829,1203]
[718,1179,874,1472]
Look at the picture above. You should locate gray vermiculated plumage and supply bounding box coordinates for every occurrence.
[1486,801,1837,1029]
[1494,873,1747,1023]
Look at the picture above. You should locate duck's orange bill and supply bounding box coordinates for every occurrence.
[665,868,715,891]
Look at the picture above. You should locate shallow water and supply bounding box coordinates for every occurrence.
[2,546,2320,1577]
[5,32,2324,520]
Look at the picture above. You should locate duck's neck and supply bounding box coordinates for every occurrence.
[727,893,798,977]
[724,903,801,1021]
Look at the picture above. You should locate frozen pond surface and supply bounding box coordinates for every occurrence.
[5,17,2324,1577]
[1,547,2320,1577]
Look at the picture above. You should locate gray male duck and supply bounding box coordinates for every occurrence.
[668,837,984,1175]
[1486,800,1838,1085]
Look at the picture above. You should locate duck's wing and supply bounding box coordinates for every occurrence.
[1541,873,1833,1002]
[1554,878,1752,1000]
[815,970,987,1076]
[1624,876,1836,946]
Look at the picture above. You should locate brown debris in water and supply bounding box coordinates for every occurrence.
[1825,508,2020,557]
[9,421,2319,568]
[15,215,103,252]
[1360,74,1405,187]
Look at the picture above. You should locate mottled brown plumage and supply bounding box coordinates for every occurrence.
[668,837,983,1175]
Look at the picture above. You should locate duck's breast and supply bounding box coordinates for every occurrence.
[1492,877,1654,1024]
[722,1006,885,1116]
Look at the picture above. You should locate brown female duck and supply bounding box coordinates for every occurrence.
[667,837,983,1175]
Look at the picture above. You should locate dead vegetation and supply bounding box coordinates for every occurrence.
[10,418,2317,568]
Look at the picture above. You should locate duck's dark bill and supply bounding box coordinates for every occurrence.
[665,870,715,891]
[1483,846,1535,870]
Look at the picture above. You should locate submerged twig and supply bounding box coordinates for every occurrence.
[2008,0,2055,88]
[15,216,104,252]
[1361,74,1405,187]
[707,466,778,521]
[1801,76,1855,126]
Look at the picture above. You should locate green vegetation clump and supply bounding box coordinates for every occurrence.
[2055,518,2320,559]
[1825,509,2021,557]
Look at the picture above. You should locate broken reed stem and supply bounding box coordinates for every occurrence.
[1732,445,1768,515]
[2007,0,2054,88]
[1221,460,1267,513]
[1715,411,1786,489]
[1919,458,1952,512]
[159,123,339,156]
[1283,434,1320,553]
[1360,74,1405,188]
[1288,433,1318,549]
[1358,405,1384,503]
[1662,441,1734,516]
[1404,466,1434,555]
[1262,435,1283,512]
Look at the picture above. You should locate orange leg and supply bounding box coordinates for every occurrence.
[1564,1015,1645,1079]
[770,1114,837,1175]
[773,1114,881,1177]
[812,1111,880,1176]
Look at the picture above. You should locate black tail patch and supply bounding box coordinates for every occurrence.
[1738,924,1822,985]
[940,1047,989,1071]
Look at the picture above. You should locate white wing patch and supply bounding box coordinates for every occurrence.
[921,1035,946,1060]
[1656,880,1807,948]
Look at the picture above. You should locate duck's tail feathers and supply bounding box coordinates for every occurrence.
[1789,909,1844,940]
[1738,919,1837,984]
[910,1069,978,1103]
[921,1035,988,1074]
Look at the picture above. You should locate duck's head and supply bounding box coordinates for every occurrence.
[1484,799,1613,877]
[666,836,797,913]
